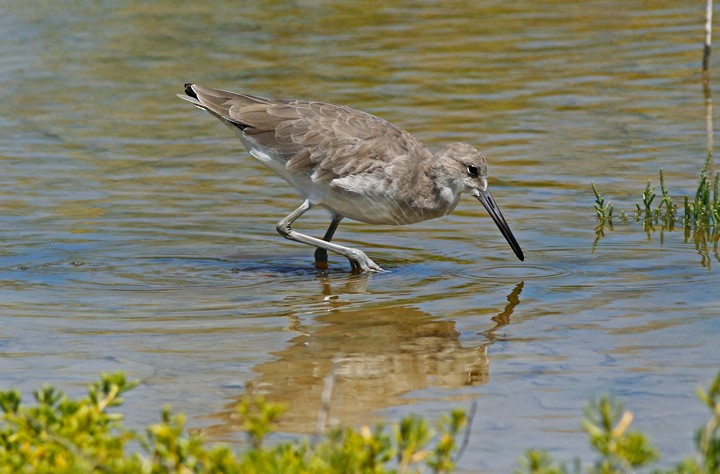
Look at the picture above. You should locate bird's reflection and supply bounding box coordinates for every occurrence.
[480,281,524,342]
[201,278,524,438]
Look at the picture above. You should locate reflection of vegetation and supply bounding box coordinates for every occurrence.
[592,158,720,265]
[2,371,719,473]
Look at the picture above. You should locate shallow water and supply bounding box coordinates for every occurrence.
[1,1,719,471]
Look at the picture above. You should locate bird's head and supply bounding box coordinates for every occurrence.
[436,142,524,261]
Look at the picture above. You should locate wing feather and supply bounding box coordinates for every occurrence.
[185,85,432,183]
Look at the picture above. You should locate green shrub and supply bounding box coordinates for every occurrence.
[0,375,467,473]
[1,371,719,473]
[517,371,720,474]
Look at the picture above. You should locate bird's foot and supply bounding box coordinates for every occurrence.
[348,250,385,273]
[314,246,384,273]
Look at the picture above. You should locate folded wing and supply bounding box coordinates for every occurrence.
[181,84,432,184]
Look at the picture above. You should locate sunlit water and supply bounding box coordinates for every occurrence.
[1,1,719,471]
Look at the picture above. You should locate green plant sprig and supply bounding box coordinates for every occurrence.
[593,161,719,231]
[2,371,720,473]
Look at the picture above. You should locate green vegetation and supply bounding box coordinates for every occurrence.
[1,371,719,473]
[592,181,615,245]
[592,157,720,262]
[0,373,468,473]
[517,373,720,473]
[592,181,614,224]
[594,156,719,228]
[633,168,678,229]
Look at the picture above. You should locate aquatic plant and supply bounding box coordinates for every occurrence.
[592,181,614,223]
[683,157,720,229]
[593,157,719,228]
[591,182,614,250]
[592,159,720,264]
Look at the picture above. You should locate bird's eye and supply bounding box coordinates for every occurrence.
[467,165,479,177]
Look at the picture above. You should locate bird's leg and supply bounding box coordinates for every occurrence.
[314,214,343,270]
[276,200,384,273]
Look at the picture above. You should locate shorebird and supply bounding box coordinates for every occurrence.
[179,84,524,272]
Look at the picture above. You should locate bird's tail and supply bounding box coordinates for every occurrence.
[178,84,271,121]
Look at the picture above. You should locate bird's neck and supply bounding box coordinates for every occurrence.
[430,159,464,197]
[395,159,463,219]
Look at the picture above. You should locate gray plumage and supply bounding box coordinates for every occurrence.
[179,84,523,272]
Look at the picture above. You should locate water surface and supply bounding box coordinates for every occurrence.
[1,1,719,471]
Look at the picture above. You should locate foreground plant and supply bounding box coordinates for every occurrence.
[517,371,720,474]
[1,371,719,473]
[0,372,139,473]
[0,374,467,473]
[516,397,657,474]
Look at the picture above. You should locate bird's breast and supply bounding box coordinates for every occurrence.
[322,173,457,225]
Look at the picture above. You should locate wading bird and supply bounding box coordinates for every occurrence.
[180,84,523,272]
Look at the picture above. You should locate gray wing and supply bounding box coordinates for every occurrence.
[181,84,432,183]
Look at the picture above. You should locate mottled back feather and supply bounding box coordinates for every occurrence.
[183,84,432,183]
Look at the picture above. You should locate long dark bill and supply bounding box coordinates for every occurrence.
[476,189,524,261]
